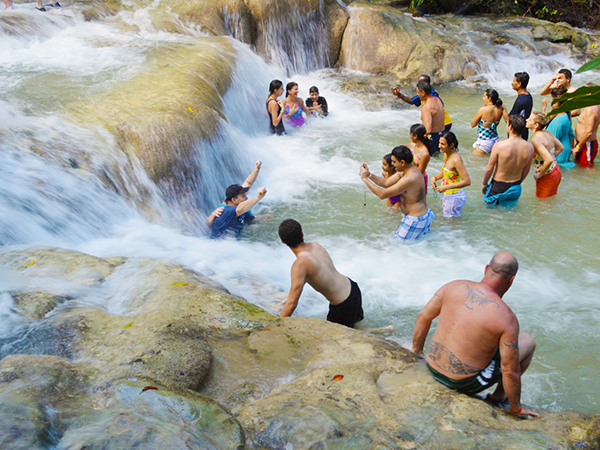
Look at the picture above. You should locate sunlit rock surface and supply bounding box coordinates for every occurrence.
[1,249,600,449]
[72,38,237,184]
[339,3,600,82]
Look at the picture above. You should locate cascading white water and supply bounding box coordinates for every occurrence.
[223,0,329,75]
[1,1,600,420]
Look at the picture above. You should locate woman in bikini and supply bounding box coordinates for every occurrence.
[282,81,308,128]
[408,124,432,194]
[471,89,505,155]
[431,131,471,218]
[526,112,564,199]
[381,153,401,209]
[266,79,285,135]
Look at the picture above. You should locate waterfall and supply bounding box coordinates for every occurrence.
[222,0,330,75]
[0,4,285,240]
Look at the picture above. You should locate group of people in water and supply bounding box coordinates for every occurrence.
[364,68,600,239]
[263,69,600,243]
[202,69,600,419]
[266,80,328,135]
[211,69,599,243]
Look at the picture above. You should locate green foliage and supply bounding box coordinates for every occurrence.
[534,5,558,19]
[551,56,600,115]
[472,0,595,27]
[576,54,600,74]
[551,86,600,115]
[409,0,437,13]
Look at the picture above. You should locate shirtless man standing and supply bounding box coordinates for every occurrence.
[278,219,363,328]
[412,252,538,418]
[482,115,534,206]
[360,146,434,240]
[417,81,445,155]
[391,74,453,134]
[573,104,600,167]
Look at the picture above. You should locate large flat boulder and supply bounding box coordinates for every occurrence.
[1,249,600,449]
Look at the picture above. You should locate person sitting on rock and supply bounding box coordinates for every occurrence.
[412,252,539,418]
[208,161,267,239]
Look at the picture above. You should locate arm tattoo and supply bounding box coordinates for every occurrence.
[427,340,483,375]
[504,341,519,350]
[463,284,499,310]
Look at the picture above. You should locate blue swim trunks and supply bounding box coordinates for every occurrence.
[483,180,522,206]
[395,208,435,240]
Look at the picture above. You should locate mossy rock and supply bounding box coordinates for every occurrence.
[71,37,237,183]
[0,356,244,449]
[0,248,121,285]
[11,291,73,319]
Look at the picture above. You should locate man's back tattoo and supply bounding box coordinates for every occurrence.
[463,283,499,310]
[427,340,483,375]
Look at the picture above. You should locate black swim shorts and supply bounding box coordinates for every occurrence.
[326,278,364,328]
[488,179,521,196]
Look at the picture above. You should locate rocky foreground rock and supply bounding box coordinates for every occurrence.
[1,248,599,449]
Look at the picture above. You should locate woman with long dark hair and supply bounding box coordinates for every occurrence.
[282,81,308,128]
[381,153,401,209]
[266,79,285,135]
[471,89,505,155]
[408,124,433,193]
[431,132,471,218]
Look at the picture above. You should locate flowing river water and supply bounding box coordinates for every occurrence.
[1,0,600,420]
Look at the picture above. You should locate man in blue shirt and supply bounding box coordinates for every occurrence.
[391,74,453,132]
[208,161,267,239]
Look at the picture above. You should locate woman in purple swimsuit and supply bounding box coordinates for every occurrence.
[382,153,401,209]
[282,82,308,128]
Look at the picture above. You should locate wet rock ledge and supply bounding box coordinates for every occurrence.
[1,248,599,449]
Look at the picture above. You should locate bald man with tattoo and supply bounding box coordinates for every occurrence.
[412,252,538,417]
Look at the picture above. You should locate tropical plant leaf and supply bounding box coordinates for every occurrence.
[550,86,600,115]
[554,86,599,100]
[576,54,600,74]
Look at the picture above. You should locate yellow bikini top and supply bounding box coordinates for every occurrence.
[442,154,461,195]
